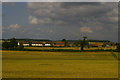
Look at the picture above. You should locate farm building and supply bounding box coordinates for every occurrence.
[88,42,103,48]
[18,41,52,47]
[43,42,52,46]
[31,42,43,47]
[67,42,75,47]
[52,41,65,47]
[102,43,113,48]
[88,40,111,48]
[89,44,99,47]
[18,41,30,46]
[17,39,115,48]
[45,43,51,46]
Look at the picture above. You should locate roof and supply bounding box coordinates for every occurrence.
[18,41,29,44]
[32,42,43,44]
[53,42,64,44]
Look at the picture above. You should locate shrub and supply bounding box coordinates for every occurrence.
[18,44,24,50]
[2,41,10,49]
[117,43,120,51]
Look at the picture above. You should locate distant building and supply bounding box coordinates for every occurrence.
[67,42,75,47]
[32,42,43,47]
[52,41,65,47]
[45,43,51,46]
[102,43,112,48]
[18,42,29,46]
[89,44,99,47]
[17,39,113,48]
[88,42,103,47]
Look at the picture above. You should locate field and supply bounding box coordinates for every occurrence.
[24,46,117,50]
[2,49,119,78]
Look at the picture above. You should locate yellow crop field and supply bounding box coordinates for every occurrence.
[2,50,118,78]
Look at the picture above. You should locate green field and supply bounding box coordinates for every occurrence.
[2,50,118,78]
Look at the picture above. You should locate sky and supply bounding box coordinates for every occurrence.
[2,2,118,42]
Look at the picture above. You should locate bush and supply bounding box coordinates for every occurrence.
[9,38,18,48]
[2,41,10,49]
[117,43,120,51]
[18,44,24,50]
[2,38,20,50]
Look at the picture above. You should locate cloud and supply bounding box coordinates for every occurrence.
[26,2,118,41]
[8,24,20,30]
[109,17,118,22]
[27,2,118,25]
[95,26,103,30]
[29,16,65,25]
[2,2,118,42]
[3,2,16,6]
[3,24,21,31]
[80,27,93,33]
[49,29,53,33]
[38,18,52,24]
[29,16,38,24]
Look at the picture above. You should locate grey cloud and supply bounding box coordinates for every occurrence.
[26,2,118,41]
[2,2,118,42]
[3,2,16,6]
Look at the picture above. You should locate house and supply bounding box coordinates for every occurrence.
[89,44,99,47]
[45,43,51,46]
[102,43,112,48]
[88,42,103,48]
[32,42,43,47]
[52,41,65,47]
[67,42,75,47]
[18,41,29,46]
[88,40,110,48]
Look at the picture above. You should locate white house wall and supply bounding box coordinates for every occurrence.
[23,44,29,46]
[32,44,43,46]
[18,42,20,46]
[45,44,51,46]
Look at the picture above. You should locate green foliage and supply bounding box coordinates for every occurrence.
[9,38,18,48]
[62,38,68,47]
[80,36,88,50]
[74,41,80,47]
[2,41,10,49]
[117,43,120,51]
[18,43,24,50]
[2,38,18,49]
[29,42,32,47]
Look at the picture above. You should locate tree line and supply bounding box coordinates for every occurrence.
[62,36,89,50]
[2,37,89,50]
[2,37,120,51]
[2,38,24,50]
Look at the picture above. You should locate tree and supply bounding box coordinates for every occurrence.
[62,39,68,47]
[2,38,18,49]
[117,43,120,51]
[18,43,24,50]
[9,38,18,49]
[2,41,10,49]
[29,42,32,47]
[74,41,80,47]
[80,36,88,50]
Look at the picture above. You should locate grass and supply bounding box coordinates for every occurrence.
[2,50,118,78]
[24,47,117,50]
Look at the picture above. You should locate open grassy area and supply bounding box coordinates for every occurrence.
[2,50,118,78]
